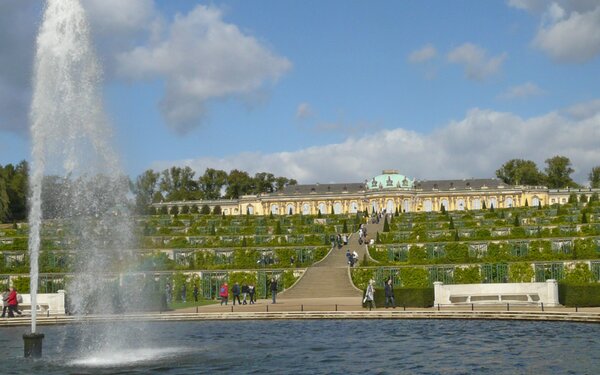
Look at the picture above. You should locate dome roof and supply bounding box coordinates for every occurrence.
[366,170,414,190]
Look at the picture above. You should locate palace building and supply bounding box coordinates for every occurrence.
[152,170,597,216]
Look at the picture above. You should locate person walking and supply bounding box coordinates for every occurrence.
[241,284,249,305]
[1,288,9,318]
[363,280,376,310]
[232,282,242,305]
[193,284,199,303]
[219,282,229,305]
[5,287,20,317]
[248,284,255,304]
[270,278,278,304]
[384,278,396,308]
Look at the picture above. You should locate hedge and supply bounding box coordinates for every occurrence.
[558,283,600,307]
[362,287,434,308]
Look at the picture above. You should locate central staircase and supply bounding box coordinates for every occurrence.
[279,220,383,299]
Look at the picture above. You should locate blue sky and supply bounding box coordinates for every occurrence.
[1,0,600,184]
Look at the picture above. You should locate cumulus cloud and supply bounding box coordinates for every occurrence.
[117,5,292,134]
[509,0,600,62]
[499,82,545,99]
[447,43,507,81]
[296,103,314,120]
[408,44,437,63]
[153,99,600,185]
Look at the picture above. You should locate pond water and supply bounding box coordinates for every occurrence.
[1,319,598,374]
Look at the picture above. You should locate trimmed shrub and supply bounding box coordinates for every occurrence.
[559,283,600,307]
[365,288,434,308]
[454,266,482,284]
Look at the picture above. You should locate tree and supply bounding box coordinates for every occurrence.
[159,166,199,201]
[544,155,577,188]
[253,172,276,194]
[212,205,222,215]
[495,159,543,185]
[275,176,297,191]
[383,216,390,232]
[200,204,211,215]
[580,194,588,203]
[568,193,578,204]
[1,161,28,221]
[224,169,253,199]
[131,169,160,214]
[589,166,600,188]
[198,168,227,200]
[0,175,9,222]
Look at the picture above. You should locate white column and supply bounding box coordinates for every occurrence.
[433,281,444,306]
[546,279,559,306]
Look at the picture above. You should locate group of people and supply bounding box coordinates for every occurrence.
[358,224,368,245]
[219,278,279,305]
[1,287,22,318]
[346,249,359,267]
[363,278,396,309]
[219,282,257,305]
[331,233,349,249]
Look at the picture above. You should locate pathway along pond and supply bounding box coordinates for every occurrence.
[2,319,599,374]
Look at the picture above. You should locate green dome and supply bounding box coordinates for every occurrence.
[366,170,414,190]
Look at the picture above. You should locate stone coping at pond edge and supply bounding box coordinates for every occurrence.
[2,297,600,327]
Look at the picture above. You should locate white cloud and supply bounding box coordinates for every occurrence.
[447,43,507,81]
[499,82,545,99]
[117,5,292,134]
[509,0,600,62]
[82,0,157,35]
[534,5,600,62]
[296,103,314,120]
[408,44,437,63]
[153,99,600,185]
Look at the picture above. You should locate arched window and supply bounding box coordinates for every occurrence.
[386,199,395,213]
[302,203,311,215]
[423,199,432,212]
[440,199,449,211]
[532,196,540,207]
[246,205,254,215]
[333,202,342,214]
[371,201,379,213]
[489,197,497,209]
[472,198,481,210]
[270,204,279,215]
[505,197,513,208]
[286,204,295,215]
[403,199,411,212]
[318,203,326,214]
[349,201,358,214]
[456,199,465,211]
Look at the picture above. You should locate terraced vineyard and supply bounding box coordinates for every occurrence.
[0,213,359,301]
[352,202,600,290]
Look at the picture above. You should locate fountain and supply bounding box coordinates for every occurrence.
[26,0,135,357]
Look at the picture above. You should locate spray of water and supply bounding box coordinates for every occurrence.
[29,0,136,349]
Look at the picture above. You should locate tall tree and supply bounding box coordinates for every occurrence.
[544,155,577,188]
[224,169,253,199]
[1,161,29,221]
[198,168,228,200]
[253,172,276,194]
[495,159,543,185]
[589,166,600,188]
[159,166,199,201]
[0,174,9,222]
[275,176,298,191]
[132,169,160,214]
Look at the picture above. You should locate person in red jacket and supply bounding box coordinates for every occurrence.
[6,287,20,318]
[219,283,229,305]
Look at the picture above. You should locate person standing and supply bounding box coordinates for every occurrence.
[181,283,187,303]
[165,283,172,304]
[363,280,376,310]
[384,279,396,308]
[248,284,255,304]
[6,287,19,317]
[241,284,249,305]
[270,278,278,304]
[232,282,241,305]
[1,288,9,318]
[219,282,229,305]
[193,284,199,303]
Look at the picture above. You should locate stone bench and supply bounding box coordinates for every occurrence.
[16,291,66,315]
[434,280,559,307]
